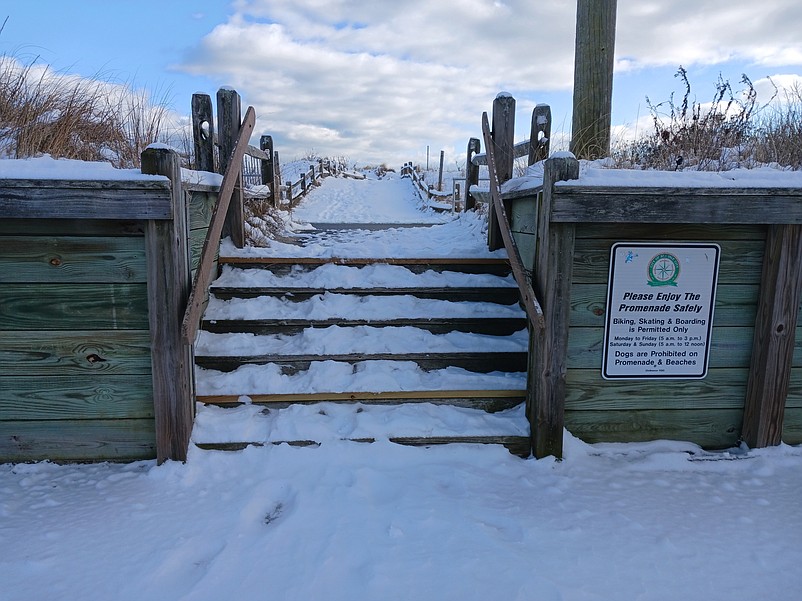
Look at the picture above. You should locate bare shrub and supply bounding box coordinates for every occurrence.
[0,50,177,168]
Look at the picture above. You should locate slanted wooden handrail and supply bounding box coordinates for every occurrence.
[481,111,545,332]
[182,106,256,343]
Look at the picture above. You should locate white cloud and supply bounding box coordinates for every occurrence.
[179,0,802,165]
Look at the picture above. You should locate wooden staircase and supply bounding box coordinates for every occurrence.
[192,253,530,456]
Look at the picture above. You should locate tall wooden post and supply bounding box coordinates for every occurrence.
[217,88,245,248]
[191,93,215,172]
[488,93,515,250]
[260,135,276,207]
[465,138,480,211]
[570,0,617,160]
[742,224,802,447]
[141,147,194,464]
[273,151,282,202]
[530,155,580,459]
[437,150,445,192]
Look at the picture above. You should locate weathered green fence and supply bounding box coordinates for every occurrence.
[0,148,213,463]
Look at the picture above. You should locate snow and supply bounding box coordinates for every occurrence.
[4,160,802,600]
[0,154,167,181]
[3,439,802,600]
[195,360,526,397]
[212,262,516,288]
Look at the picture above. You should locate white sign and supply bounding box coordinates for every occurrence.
[602,242,720,379]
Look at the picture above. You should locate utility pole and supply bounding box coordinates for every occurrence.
[570,0,617,160]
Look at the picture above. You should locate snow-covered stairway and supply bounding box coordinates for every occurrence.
[192,255,531,456]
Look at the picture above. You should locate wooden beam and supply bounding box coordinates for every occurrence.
[0,181,171,220]
[481,112,545,332]
[528,104,551,165]
[465,138,481,211]
[141,147,194,464]
[742,224,802,447]
[530,155,580,459]
[191,93,215,172]
[488,94,516,251]
[217,88,246,248]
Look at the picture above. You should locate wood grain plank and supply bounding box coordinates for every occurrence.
[0,330,151,374]
[0,218,145,237]
[0,419,156,462]
[195,352,528,374]
[565,408,743,448]
[0,283,148,330]
[552,189,802,224]
[0,181,172,220]
[742,224,802,447]
[0,236,147,283]
[564,368,748,410]
[0,375,154,420]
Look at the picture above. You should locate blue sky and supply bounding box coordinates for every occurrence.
[3,1,802,166]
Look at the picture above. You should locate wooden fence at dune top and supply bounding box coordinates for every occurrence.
[470,92,802,459]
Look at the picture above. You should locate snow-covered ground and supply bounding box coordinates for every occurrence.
[3,159,802,600]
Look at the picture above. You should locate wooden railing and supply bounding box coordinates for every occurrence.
[183,106,256,344]
[480,112,545,333]
[466,98,551,213]
[284,158,341,208]
[400,162,456,211]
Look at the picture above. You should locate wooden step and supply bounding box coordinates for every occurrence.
[209,286,520,304]
[194,351,528,374]
[197,389,526,413]
[194,435,530,457]
[218,256,512,276]
[200,317,527,336]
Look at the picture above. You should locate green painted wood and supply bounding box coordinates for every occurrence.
[781,407,802,444]
[0,236,147,283]
[568,283,760,328]
[0,180,172,220]
[0,419,156,462]
[573,223,766,241]
[572,238,765,285]
[566,327,772,370]
[552,188,802,224]
[512,231,535,272]
[564,368,749,409]
[0,283,148,330]
[510,194,538,235]
[189,190,216,230]
[0,330,151,374]
[0,375,153,420]
[0,219,145,237]
[564,408,743,448]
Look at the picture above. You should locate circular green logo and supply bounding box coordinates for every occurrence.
[647,253,680,287]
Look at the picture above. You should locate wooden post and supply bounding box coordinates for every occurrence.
[437,150,445,192]
[260,135,276,207]
[191,93,215,172]
[216,88,245,248]
[488,93,516,250]
[141,147,194,464]
[465,138,480,211]
[529,104,552,165]
[570,0,617,160]
[274,151,282,202]
[529,155,580,459]
[742,224,802,447]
